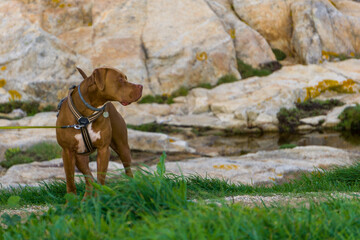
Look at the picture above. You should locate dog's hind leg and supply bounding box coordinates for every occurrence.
[75,154,94,199]
[108,103,134,177]
[111,141,133,178]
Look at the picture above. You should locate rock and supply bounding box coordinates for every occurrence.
[232,0,360,64]
[114,102,173,125]
[291,0,360,64]
[156,113,247,130]
[127,129,195,153]
[186,88,210,114]
[90,0,149,94]
[0,109,27,120]
[0,158,124,188]
[142,0,240,94]
[300,115,327,126]
[58,26,93,57]
[232,0,293,54]
[156,146,358,185]
[0,112,58,161]
[296,125,316,131]
[0,1,92,105]
[183,59,360,131]
[331,0,360,17]
[323,93,360,128]
[204,0,276,68]
[0,111,195,160]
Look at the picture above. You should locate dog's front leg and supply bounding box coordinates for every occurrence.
[96,147,110,185]
[62,148,77,194]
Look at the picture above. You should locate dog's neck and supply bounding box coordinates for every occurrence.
[71,80,107,116]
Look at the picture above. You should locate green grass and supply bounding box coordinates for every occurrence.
[2,159,360,206]
[2,157,360,238]
[0,101,56,117]
[337,104,360,132]
[272,48,287,61]
[279,143,297,149]
[237,59,273,79]
[0,142,62,169]
[216,74,238,85]
[277,99,344,132]
[138,86,189,104]
[127,122,183,134]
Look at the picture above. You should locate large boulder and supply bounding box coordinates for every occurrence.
[18,0,93,36]
[142,0,240,94]
[232,0,360,64]
[59,0,241,95]
[0,158,124,188]
[0,1,92,105]
[160,146,359,185]
[205,0,276,68]
[291,0,360,64]
[157,59,360,131]
[232,0,293,54]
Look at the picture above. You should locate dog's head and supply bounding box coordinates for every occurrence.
[78,67,143,106]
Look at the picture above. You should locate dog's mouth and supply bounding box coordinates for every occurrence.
[120,101,131,106]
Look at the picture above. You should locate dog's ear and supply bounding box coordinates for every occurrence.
[92,68,107,91]
[76,67,87,79]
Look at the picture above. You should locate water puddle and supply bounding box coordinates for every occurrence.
[128,130,360,166]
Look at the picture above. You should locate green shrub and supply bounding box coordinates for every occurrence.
[337,104,360,131]
[1,142,62,168]
[139,86,189,105]
[279,143,297,149]
[138,95,168,104]
[277,99,345,132]
[215,74,238,86]
[296,99,344,112]
[197,83,213,89]
[237,59,273,79]
[0,101,56,117]
[127,123,182,134]
[272,48,287,61]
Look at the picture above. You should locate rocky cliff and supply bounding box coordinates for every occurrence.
[0,0,359,106]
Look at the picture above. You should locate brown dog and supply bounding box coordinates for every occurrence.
[56,67,143,197]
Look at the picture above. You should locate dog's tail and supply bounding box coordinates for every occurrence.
[76,67,88,79]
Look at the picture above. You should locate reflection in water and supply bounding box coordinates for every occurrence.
[279,131,360,150]
[189,130,360,157]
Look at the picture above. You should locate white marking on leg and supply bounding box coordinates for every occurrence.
[75,133,86,153]
[87,123,101,142]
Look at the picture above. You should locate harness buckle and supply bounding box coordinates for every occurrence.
[74,125,82,130]
[78,117,90,126]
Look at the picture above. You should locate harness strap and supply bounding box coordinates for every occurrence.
[67,87,105,155]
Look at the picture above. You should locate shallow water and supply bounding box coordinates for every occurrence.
[130,130,360,165]
[188,130,360,156]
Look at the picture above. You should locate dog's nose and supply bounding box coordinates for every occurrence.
[137,84,143,91]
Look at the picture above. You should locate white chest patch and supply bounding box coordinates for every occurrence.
[74,123,101,153]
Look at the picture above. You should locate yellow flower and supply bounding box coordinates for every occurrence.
[0,79,6,88]
[213,164,238,170]
[8,90,22,101]
[196,52,208,61]
[228,29,236,39]
[1,66,6,71]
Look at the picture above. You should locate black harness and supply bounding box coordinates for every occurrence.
[57,85,107,155]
